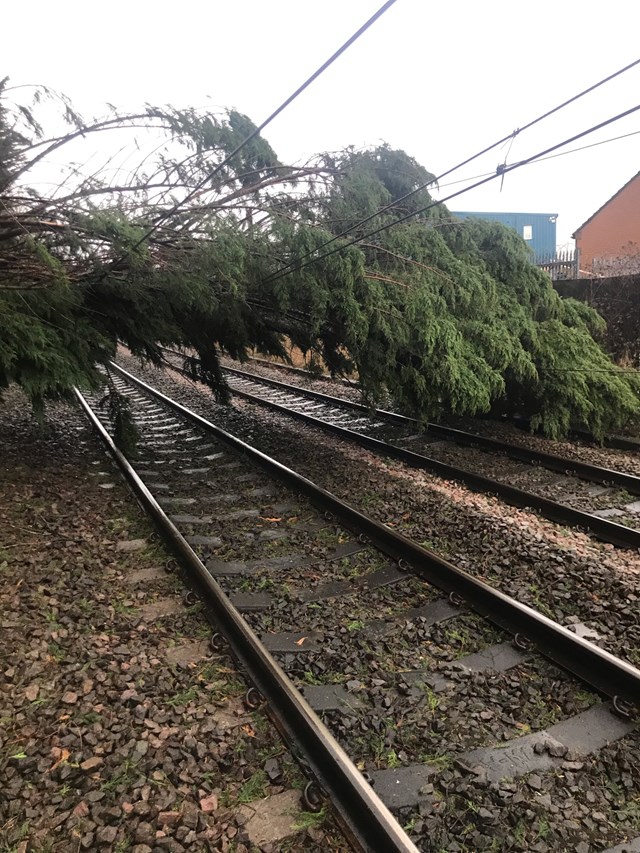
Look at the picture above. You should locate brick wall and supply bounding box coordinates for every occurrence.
[574,173,640,274]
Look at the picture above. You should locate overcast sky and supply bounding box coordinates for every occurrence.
[5,0,640,246]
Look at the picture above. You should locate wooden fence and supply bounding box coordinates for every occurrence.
[536,249,578,280]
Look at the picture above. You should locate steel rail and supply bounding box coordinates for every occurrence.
[220,375,640,550]
[160,350,640,548]
[222,364,640,495]
[247,354,353,385]
[107,362,640,706]
[557,426,640,454]
[239,355,640,453]
[74,386,420,853]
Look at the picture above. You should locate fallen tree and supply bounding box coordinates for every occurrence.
[1,80,638,438]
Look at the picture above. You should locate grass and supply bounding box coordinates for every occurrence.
[31,842,55,853]
[367,728,396,768]
[513,819,528,845]
[237,770,268,803]
[76,597,95,615]
[419,753,452,772]
[535,815,551,839]
[112,600,138,616]
[442,624,472,656]
[166,686,200,707]
[315,526,341,546]
[47,642,65,662]
[100,758,139,795]
[43,609,62,629]
[236,574,277,594]
[359,491,383,509]
[293,806,327,830]
[572,688,596,707]
[527,696,563,731]
[222,769,268,806]
[249,712,270,737]
[191,620,212,639]
[384,749,401,768]
[196,666,244,702]
[78,710,102,724]
[527,583,555,619]
[422,685,439,712]
[258,743,285,761]
[0,819,29,853]
[618,794,640,827]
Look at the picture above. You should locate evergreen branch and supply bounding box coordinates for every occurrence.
[364,272,411,288]
[359,242,456,285]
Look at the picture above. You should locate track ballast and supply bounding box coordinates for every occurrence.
[77,360,640,853]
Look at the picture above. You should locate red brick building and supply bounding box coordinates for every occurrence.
[573,172,640,276]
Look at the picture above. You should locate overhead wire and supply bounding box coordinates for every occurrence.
[265,101,640,281]
[121,0,399,259]
[263,56,640,283]
[426,127,640,192]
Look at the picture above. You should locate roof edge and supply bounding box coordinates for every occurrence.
[572,171,640,238]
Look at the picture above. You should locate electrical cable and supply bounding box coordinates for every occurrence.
[263,57,640,283]
[122,0,399,259]
[429,127,640,192]
[266,101,640,281]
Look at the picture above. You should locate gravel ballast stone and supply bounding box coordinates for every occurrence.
[108,353,640,852]
[0,388,347,852]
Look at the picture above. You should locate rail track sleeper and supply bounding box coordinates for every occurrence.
[229,381,640,550]
[227,353,640,453]
[105,363,640,704]
[74,384,421,853]
[216,359,640,494]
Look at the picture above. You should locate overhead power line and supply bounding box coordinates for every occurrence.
[123,0,399,258]
[268,101,640,278]
[427,127,640,192]
[264,56,640,284]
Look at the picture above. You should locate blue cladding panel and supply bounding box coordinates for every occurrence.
[451,211,558,259]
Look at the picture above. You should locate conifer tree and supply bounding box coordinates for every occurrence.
[1,81,638,438]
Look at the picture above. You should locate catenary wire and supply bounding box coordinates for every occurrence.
[121,0,399,259]
[261,57,640,283]
[265,102,640,281]
[427,128,640,192]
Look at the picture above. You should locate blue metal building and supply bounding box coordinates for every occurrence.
[450,211,558,260]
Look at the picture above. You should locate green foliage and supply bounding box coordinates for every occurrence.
[0,285,113,416]
[1,82,638,438]
[265,151,640,437]
[99,375,139,455]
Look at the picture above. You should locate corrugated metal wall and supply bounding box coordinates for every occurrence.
[451,211,558,259]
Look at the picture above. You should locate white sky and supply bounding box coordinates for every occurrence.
[5,0,640,247]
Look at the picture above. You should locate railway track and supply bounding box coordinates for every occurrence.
[242,355,640,453]
[164,350,640,550]
[77,362,640,852]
